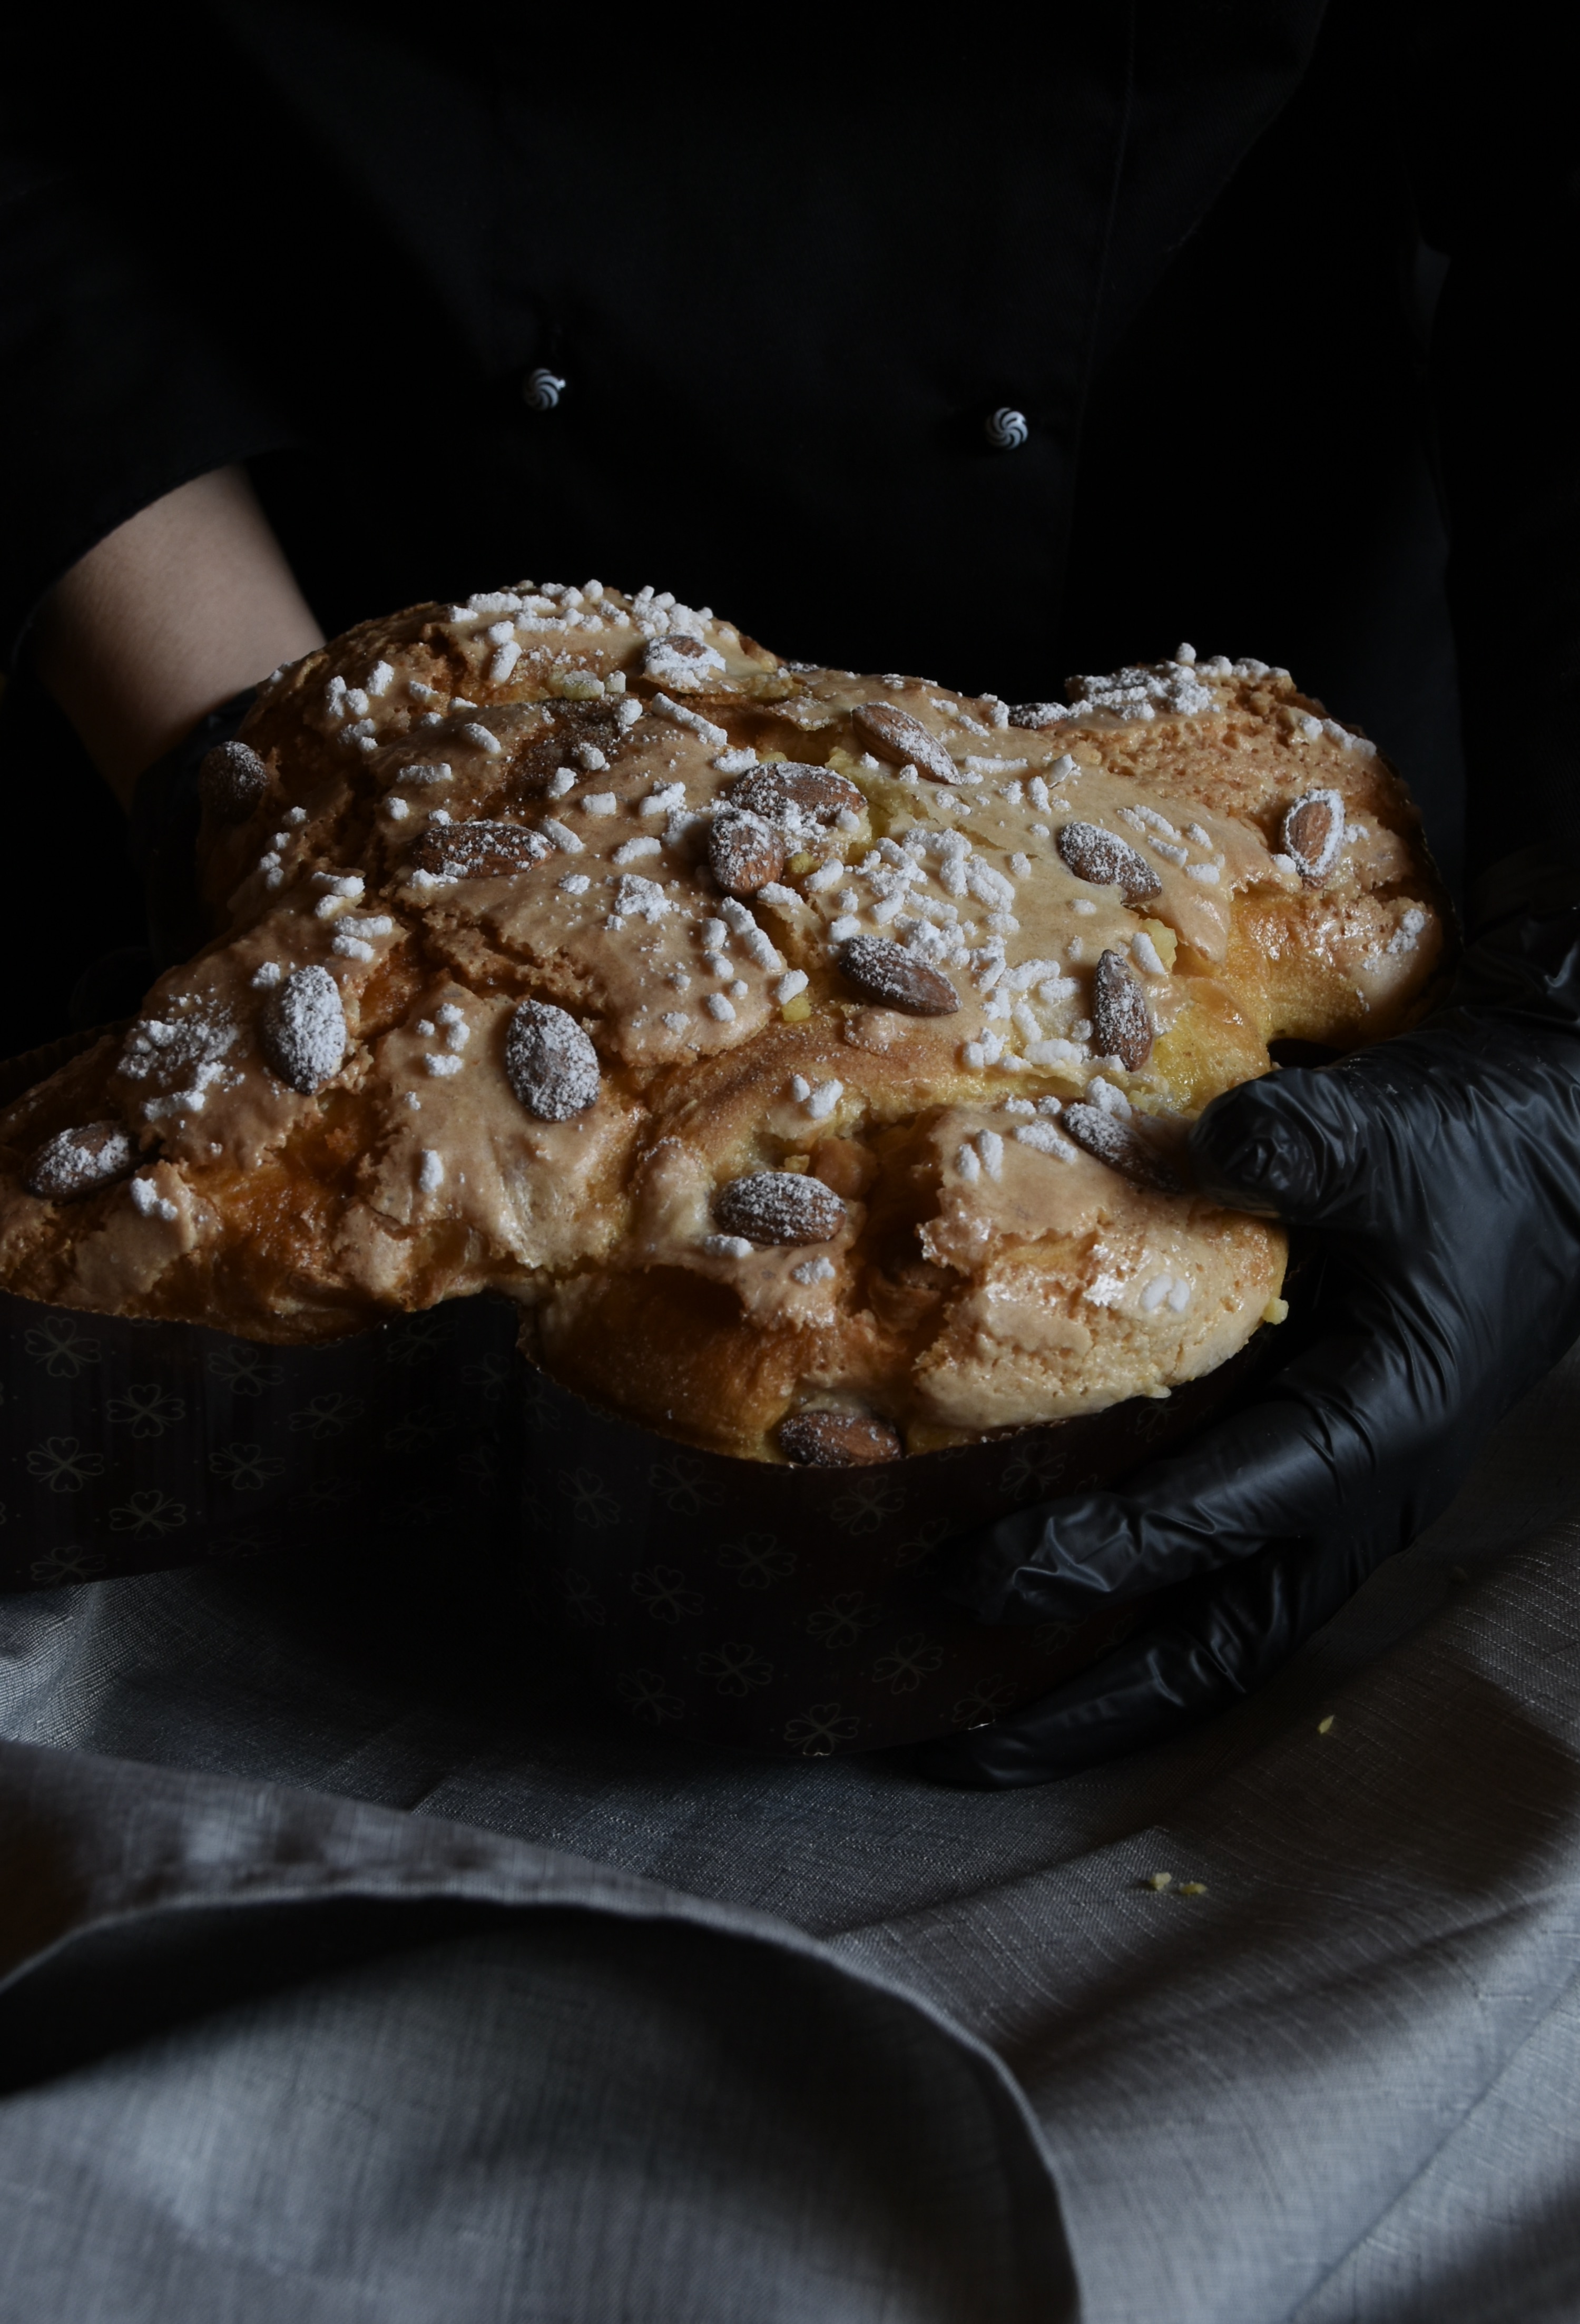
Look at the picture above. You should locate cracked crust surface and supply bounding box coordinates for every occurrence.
[0,591,1449,1458]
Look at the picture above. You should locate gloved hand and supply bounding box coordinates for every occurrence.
[917,852,1580,1788]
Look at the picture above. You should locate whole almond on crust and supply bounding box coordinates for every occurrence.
[1060,1100,1182,1193]
[851,702,959,786]
[729,764,864,823]
[1282,788,1345,883]
[512,704,625,794]
[1092,949,1153,1070]
[200,740,270,825]
[837,936,959,1016]
[778,1409,903,1466]
[25,1122,135,1201]
[259,966,347,1096]
[410,820,551,879]
[714,1170,847,1246]
[504,999,601,1120]
[707,811,787,899]
[1056,820,1162,904]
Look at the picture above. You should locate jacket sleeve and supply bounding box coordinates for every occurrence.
[1414,14,1580,909]
[0,89,291,671]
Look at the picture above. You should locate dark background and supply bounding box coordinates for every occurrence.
[0,1,1483,1057]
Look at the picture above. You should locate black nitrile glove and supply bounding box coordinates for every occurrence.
[917,852,1580,1788]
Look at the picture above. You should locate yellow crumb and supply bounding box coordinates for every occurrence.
[1318,1715,1334,1734]
[789,852,817,874]
[782,1154,810,1173]
[1179,1882,1207,1897]
[781,997,813,1023]
[549,667,604,700]
[1261,1297,1290,1326]
[1138,917,1177,969]
[1145,1871,1173,1891]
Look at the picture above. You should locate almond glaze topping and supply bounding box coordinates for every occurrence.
[199,740,271,825]
[409,820,551,879]
[706,810,787,899]
[850,702,959,785]
[504,999,601,1120]
[1059,1101,1183,1193]
[1055,819,1163,904]
[1282,788,1345,882]
[837,935,959,1016]
[778,1409,904,1466]
[713,1170,847,1246]
[1091,948,1154,1070]
[728,763,864,823]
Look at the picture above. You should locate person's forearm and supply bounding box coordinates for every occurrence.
[29,465,323,809]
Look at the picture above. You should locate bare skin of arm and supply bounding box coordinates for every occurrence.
[29,465,323,811]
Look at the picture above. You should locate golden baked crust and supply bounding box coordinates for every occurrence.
[0,584,1449,1459]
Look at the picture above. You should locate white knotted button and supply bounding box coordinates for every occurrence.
[522,367,567,411]
[985,406,1029,450]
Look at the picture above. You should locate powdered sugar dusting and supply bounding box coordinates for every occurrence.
[122,999,243,1121]
[130,1176,179,1223]
[1066,660,1218,721]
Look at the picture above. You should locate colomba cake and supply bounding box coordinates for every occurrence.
[0,583,1448,1464]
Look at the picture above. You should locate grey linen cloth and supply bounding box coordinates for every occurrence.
[6,1344,1580,2320]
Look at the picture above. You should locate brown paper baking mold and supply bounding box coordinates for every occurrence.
[2,1007,1292,1757]
[0,1287,517,1592]
[514,1331,1281,1754]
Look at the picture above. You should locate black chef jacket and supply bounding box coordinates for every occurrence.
[0,2,1574,1051]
